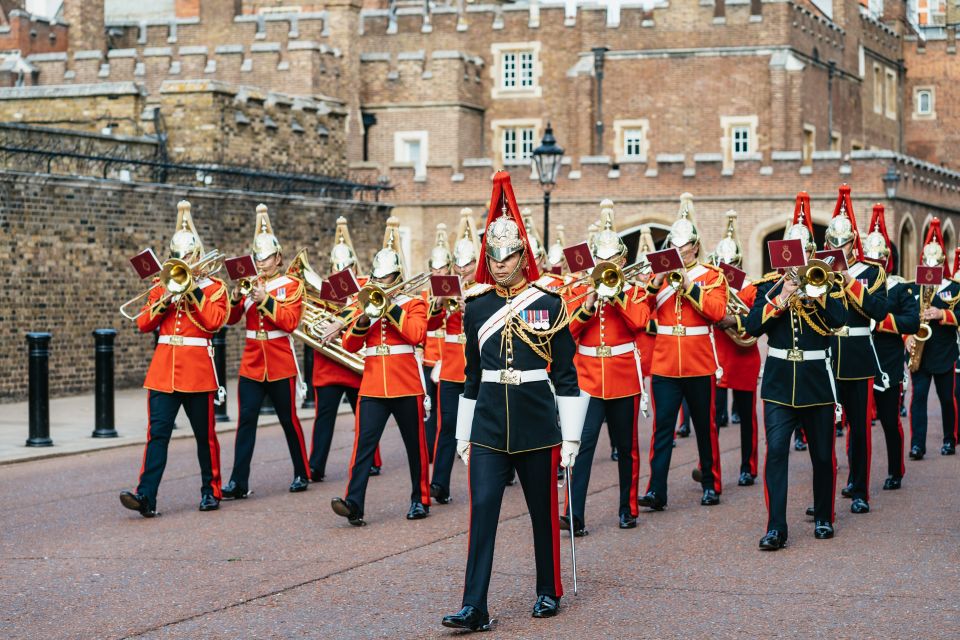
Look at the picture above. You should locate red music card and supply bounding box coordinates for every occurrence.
[225,255,257,281]
[328,268,361,298]
[563,243,596,273]
[814,249,849,271]
[646,248,684,275]
[718,262,747,291]
[768,239,807,270]
[431,274,462,297]
[319,280,342,302]
[917,265,944,286]
[129,248,161,279]
[550,265,563,275]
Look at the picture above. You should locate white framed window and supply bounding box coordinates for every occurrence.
[720,115,759,168]
[885,68,897,119]
[491,118,542,167]
[491,42,542,99]
[914,87,935,119]
[394,130,428,178]
[732,126,751,157]
[613,119,650,163]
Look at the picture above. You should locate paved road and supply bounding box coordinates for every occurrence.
[1,405,958,639]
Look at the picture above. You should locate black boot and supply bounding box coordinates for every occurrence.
[221,480,251,500]
[119,491,157,518]
[882,475,902,490]
[430,482,451,504]
[406,502,429,520]
[532,595,560,618]
[199,494,219,511]
[638,491,666,511]
[814,521,834,539]
[331,497,365,526]
[759,530,787,550]
[289,476,309,493]
[441,606,491,632]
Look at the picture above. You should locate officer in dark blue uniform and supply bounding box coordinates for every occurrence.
[822,186,890,515]
[441,171,586,633]
[907,219,960,459]
[746,196,848,550]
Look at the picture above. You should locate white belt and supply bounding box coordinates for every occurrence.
[768,347,827,362]
[834,326,871,337]
[157,335,210,347]
[578,342,635,358]
[428,329,445,338]
[245,329,289,340]
[481,368,550,385]
[656,325,710,336]
[364,344,416,356]
[444,334,467,344]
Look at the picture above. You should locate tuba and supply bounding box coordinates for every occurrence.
[908,285,935,373]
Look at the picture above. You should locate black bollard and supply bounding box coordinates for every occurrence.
[91,329,119,438]
[26,332,53,447]
[301,344,315,409]
[213,327,230,422]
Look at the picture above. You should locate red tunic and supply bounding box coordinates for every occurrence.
[715,283,762,391]
[227,274,304,382]
[138,277,229,393]
[438,308,467,383]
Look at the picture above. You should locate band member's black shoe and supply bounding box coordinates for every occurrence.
[531,595,560,618]
[619,513,637,529]
[700,489,720,506]
[221,481,251,500]
[406,502,429,520]
[119,491,157,518]
[369,465,381,476]
[850,498,870,514]
[199,494,219,511]
[882,476,902,490]
[638,491,666,511]
[759,530,786,551]
[909,445,924,460]
[814,521,835,539]
[430,483,452,504]
[941,442,956,455]
[676,424,691,438]
[309,467,324,482]
[331,497,365,526]
[289,476,309,493]
[559,514,588,537]
[442,606,491,632]
[805,506,815,518]
[840,483,854,498]
[731,411,741,424]
[738,472,755,486]
[794,438,807,451]
[691,467,702,483]
[610,446,618,461]
[717,412,728,428]
[900,405,908,417]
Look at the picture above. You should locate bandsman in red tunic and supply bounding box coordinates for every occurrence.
[422,223,453,459]
[222,205,309,499]
[120,201,228,517]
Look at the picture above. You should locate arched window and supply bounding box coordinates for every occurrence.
[900,216,917,278]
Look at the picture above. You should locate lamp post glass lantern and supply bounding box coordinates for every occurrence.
[532,123,563,247]
[883,164,900,200]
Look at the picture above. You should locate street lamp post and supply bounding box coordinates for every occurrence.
[882,163,900,200]
[532,123,563,247]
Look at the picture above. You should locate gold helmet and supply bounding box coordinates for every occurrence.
[330,216,359,273]
[713,210,742,267]
[665,192,699,248]
[252,204,282,261]
[371,216,405,279]
[592,199,627,261]
[169,200,204,261]
[547,224,566,268]
[453,207,481,268]
[521,207,546,263]
[428,223,453,270]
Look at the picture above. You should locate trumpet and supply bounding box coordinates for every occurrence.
[666,270,685,290]
[356,272,432,320]
[119,250,225,321]
[567,260,652,304]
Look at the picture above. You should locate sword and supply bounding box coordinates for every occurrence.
[564,465,578,595]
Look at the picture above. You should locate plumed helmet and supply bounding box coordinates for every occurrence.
[665,193,699,248]
[592,199,627,261]
[330,216,359,272]
[371,217,405,279]
[251,204,282,261]
[169,200,204,260]
[429,223,453,270]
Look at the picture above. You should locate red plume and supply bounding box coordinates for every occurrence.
[790,191,815,239]
[474,171,541,285]
[924,218,951,278]
[953,247,960,278]
[867,203,894,273]
[830,184,863,261]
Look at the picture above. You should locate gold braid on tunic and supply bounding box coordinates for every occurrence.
[500,299,571,365]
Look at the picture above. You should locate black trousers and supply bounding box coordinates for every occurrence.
[838,378,872,501]
[137,390,222,509]
[647,375,721,502]
[726,389,758,476]
[229,377,310,489]
[567,395,640,525]
[423,364,439,461]
[910,370,958,452]
[462,445,562,616]
[431,380,464,492]
[309,384,359,479]
[344,395,430,514]
[874,383,905,478]
[763,402,836,535]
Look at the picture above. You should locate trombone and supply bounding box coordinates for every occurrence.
[119,250,225,321]
[355,272,432,320]
[764,258,842,308]
[566,260,651,304]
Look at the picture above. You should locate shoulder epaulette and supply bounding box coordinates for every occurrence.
[533,283,562,297]
[465,284,493,300]
[753,271,782,285]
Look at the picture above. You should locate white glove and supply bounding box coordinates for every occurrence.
[560,440,580,468]
[457,439,470,466]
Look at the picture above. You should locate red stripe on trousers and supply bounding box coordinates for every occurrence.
[207,392,223,499]
[288,378,311,480]
[709,377,722,493]
[830,409,838,522]
[952,374,959,443]
[645,389,658,493]
[629,394,641,516]
[550,445,564,599]
[432,383,443,465]
[416,396,432,505]
[750,394,759,477]
[137,394,153,486]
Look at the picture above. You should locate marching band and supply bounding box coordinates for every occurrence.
[118,173,960,630]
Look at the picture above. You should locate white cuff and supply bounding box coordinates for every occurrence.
[557,391,589,442]
[456,395,476,441]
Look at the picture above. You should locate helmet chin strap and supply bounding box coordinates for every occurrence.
[490,250,526,287]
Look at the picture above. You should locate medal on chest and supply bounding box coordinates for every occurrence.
[521,309,550,330]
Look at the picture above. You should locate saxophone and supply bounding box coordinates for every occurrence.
[908,284,935,373]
